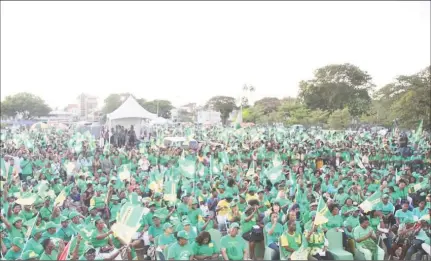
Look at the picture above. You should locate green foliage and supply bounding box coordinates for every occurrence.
[371,66,430,129]
[141,100,174,119]
[254,97,281,114]
[299,63,374,117]
[102,93,133,114]
[1,92,51,119]
[328,108,351,129]
[205,96,237,125]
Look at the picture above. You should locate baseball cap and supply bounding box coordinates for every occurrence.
[230,222,240,229]
[177,230,189,239]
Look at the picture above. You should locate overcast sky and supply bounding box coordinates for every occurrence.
[1,1,430,109]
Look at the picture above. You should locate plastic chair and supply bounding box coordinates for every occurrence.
[326,229,353,260]
[263,230,276,260]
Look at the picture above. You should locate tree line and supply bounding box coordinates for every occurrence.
[1,63,429,130]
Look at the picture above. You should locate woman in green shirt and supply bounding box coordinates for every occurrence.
[39,238,64,260]
[91,219,114,252]
[23,227,44,256]
[192,231,220,260]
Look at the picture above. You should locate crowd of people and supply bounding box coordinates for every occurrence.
[0,123,430,261]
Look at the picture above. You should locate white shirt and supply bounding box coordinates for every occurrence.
[13,157,22,173]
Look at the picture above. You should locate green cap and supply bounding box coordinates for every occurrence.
[31,226,45,237]
[60,216,69,222]
[69,211,80,219]
[111,195,120,201]
[45,221,60,230]
[163,223,173,230]
[224,192,233,199]
[382,194,389,199]
[22,250,40,260]
[248,186,257,192]
[12,237,24,249]
[11,216,23,224]
[176,230,189,239]
[182,220,191,226]
[230,222,240,229]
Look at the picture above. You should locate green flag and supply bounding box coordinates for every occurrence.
[359,190,382,213]
[163,180,177,202]
[178,159,196,179]
[265,165,283,185]
[112,203,146,244]
[314,196,329,226]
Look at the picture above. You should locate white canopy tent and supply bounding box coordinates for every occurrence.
[150,117,173,126]
[107,96,157,138]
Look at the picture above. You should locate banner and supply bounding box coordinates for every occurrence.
[112,203,145,244]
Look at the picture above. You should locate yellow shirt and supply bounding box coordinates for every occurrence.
[217,200,230,216]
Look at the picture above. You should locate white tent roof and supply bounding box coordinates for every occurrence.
[108,96,157,120]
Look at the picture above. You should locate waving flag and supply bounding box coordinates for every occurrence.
[112,203,146,244]
[265,165,283,185]
[314,196,329,226]
[359,190,382,213]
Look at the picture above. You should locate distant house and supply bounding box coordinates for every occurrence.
[196,110,222,125]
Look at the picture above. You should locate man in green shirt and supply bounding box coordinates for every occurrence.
[56,216,74,243]
[4,237,24,260]
[280,220,302,259]
[220,222,248,260]
[20,155,33,181]
[264,212,283,260]
[167,230,194,260]
[353,216,384,260]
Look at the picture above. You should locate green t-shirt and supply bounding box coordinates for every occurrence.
[20,159,33,175]
[192,241,219,256]
[149,225,163,240]
[10,226,26,239]
[343,216,360,237]
[264,223,284,246]
[220,235,246,260]
[197,220,214,232]
[4,249,21,260]
[23,237,44,255]
[91,228,109,248]
[56,226,75,242]
[188,209,203,226]
[280,231,302,257]
[353,225,374,247]
[375,202,395,215]
[240,213,257,233]
[39,250,59,260]
[325,214,344,230]
[334,193,349,205]
[167,242,194,260]
[158,233,176,246]
[394,209,414,223]
[394,187,408,201]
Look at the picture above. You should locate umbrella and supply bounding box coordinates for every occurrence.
[30,122,48,130]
